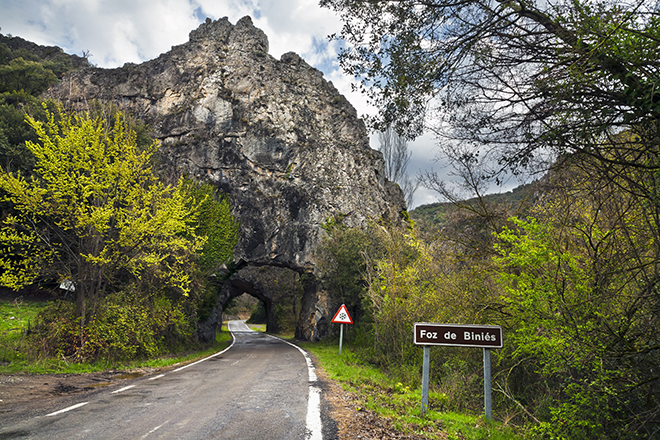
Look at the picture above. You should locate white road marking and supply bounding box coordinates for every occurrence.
[306,387,323,440]
[140,421,168,439]
[112,385,136,394]
[265,333,323,440]
[45,402,89,417]
[148,374,165,381]
[172,336,236,372]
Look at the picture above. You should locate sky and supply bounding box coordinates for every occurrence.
[0,0,479,208]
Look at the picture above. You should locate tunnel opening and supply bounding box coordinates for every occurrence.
[223,277,276,333]
[198,264,329,343]
[222,292,260,321]
[216,265,306,336]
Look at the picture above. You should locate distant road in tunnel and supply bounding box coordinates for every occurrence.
[0,321,325,440]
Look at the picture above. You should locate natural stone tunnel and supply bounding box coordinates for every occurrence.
[44,16,406,341]
[197,263,331,342]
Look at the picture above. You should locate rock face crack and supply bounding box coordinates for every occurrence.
[43,15,405,341]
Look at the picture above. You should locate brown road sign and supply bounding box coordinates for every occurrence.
[414,323,503,348]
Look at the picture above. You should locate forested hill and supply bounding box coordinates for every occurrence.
[0,34,88,70]
[0,34,91,176]
[409,181,537,231]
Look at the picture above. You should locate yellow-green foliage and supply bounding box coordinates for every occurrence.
[0,106,205,325]
[362,227,491,369]
[493,207,660,438]
[181,178,239,273]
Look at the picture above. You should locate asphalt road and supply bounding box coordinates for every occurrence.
[0,321,325,440]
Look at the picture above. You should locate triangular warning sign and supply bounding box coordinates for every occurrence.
[331,304,353,324]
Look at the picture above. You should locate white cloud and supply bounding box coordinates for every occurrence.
[1,0,200,66]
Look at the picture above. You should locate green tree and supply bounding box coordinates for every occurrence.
[0,106,205,326]
[494,210,660,438]
[315,220,380,322]
[182,179,239,274]
[0,94,49,175]
[0,57,58,95]
[0,37,84,177]
[321,0,660,181]
[180,178,240,322]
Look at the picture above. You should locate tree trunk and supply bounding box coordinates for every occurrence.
[76,283,86,327]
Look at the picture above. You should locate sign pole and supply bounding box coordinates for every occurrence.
[484,348,492,420]
[339,323,344,355]
[421,345,430,416]
[331,304,353,355]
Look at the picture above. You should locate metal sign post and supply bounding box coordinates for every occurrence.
[421,345,431,415]
[331,304,353,355]
[484,348,492,419]
[339,323,344,354]
[414,323,502,419]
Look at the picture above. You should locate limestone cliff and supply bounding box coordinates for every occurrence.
[44,16,406,340]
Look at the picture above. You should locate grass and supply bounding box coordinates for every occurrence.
[0,297,47,334]
[0,299,234,375]
[300,338,525,440]
[0,298,49,371]
[246,323,266,332]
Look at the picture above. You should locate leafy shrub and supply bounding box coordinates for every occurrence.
[34,290,196,362]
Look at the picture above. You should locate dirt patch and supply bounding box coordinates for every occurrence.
[0,368,160,424]
[316,366,437,440]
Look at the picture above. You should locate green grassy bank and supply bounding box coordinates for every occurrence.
[301,338,525,440]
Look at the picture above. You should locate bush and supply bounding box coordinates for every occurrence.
[34,289,197,362]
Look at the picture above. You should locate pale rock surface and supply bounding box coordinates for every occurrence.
[45,16,405,340]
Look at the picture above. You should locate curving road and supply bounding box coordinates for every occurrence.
[0,321,324,440]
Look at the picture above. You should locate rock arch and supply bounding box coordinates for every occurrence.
[44,16,406,341]
[197,263,331,342]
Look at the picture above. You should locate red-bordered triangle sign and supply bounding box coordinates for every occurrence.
[331,304,353,324]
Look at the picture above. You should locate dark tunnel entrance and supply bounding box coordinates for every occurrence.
[197,264,331,343]
[222,277,276,333]
[223,293,262,323]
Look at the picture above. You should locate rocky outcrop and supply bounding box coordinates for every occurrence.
[44,16,406,340]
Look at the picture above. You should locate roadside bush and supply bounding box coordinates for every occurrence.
[34,289,196,362]
[316,223,502,413]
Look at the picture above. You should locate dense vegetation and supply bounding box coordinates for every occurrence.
[317,0,660,438]
[0,36,238,365]
[317,166,659,438]
[0,34,89,176]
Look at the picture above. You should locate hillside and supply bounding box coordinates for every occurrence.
[409,181,538,232]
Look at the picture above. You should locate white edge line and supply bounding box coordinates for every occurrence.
[173,329,236,372]
[112,384,136,394]
[140,421,168,439]
[148,374,166,381]
[266,334,318,382]
[265,334,323,440]
[306,386,323,440]
[46,401,89,417]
